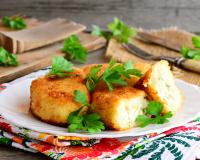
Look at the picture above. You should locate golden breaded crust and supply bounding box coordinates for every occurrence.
[137,60,182,114]
[92,86,147,130]
[30,69,90,126]
[82,62,151,89]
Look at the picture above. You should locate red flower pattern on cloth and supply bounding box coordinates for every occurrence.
[0,122,12,133]
[60,146,102,160]
[30,138,133,160]
[58,138,127,160]
[164,124,200,135]
[0,84,6,92]
[93,138,123,153]
[31,143,53,152]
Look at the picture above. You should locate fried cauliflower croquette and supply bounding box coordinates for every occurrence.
[82,62,151,89]
[92,86,147,130]
[30,69,90,126]
[138,60,182,114]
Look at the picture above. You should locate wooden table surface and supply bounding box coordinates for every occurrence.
[1,0,200,33]
[0,0,200,159]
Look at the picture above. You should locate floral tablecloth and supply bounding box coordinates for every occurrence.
[0,68,199,160]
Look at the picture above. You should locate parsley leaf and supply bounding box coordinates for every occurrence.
[146,101,163,116]
[91,25,104,37]
[67,90,105,133]
[91,25,112,40]
[74,90,88,105]
[86,65,102,92]
[136,101,173,127]
[92,17,137,43]
[48,56,74,78]
[181,46,200,60]
[86,59,142,91]
[108,17,137,43]
[102,60,128,91]
[68,111,105,133]
[0,47,19,66]
[192,36,200,48]
[62,35,87,63]
[123,60,133,70]
[2,16,26,30]
[180,36,200,60]
[135,115,152,128]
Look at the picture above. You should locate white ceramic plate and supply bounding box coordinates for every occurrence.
[0,78,199,138]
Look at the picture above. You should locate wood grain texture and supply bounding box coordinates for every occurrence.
[0,0,200,32]
[1,18,86,53]
[0,145,52,160]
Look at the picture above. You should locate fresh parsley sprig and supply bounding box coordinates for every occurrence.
[2,16,26,30]
[73,90,90,106]
[0,47,19,66]
[136,101,173,127]
[180,36,200,60]
[92,25,112,40]
[48,56,74,78]
[67,90,105,133]
[62,35,87,63]
[92,17,137,43]
[86,64,102,92]
[86,59,142,91]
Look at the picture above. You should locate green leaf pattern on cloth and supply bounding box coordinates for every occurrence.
[115,127,200,160]
[0,137,12,145]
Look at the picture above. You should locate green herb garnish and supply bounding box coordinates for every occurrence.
[180,36,200,60]
[92,17,137,43]
[136,101,173,127]
[67,90,105,133]
[192,36,200,48]
[86,64,102,92]
[2,16,26,30]
[92,25,112,40]
[62,35,87,63]
[86,59,142,91]
[0,47,19,66]
[73,90,89,106]
[48,56,74,78]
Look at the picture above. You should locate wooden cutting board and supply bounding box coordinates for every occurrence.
[0,18,106,83]
[1,18,87,54]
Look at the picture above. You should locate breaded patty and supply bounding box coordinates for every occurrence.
[30,69,90,126]
[137,60,182,114]
[82,62,151,89]
[92,86,147,130]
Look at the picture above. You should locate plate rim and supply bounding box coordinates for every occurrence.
[0,78,199,138]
